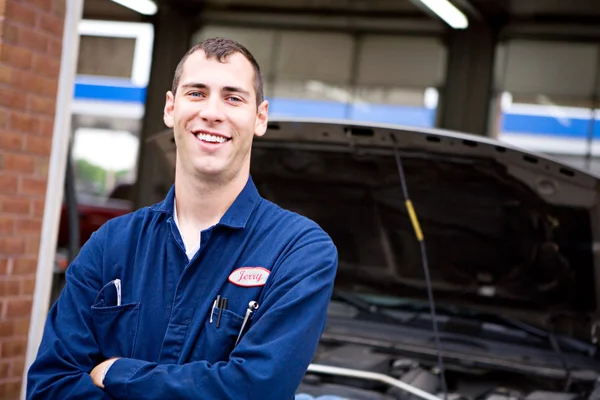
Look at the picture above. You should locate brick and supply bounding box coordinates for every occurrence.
[0,196,30,215]
[0,216,13,235]
[0,131,23,151]
[38,13,63,37]
[13,258,36,275]
[29,95,56,116]
[33,53,59,78]
[28,0,52,11]
[12,318,30,336]
[0,173,18,193]
[25,236,39,253]
[0,65,12,83]
[34,157,48,177]
[4,298,32,319]
[15,218,41,235]
[8,112,40,134]
[1,153,35,174]
[10,357,24,378]
[39,118,54,136]
[0,258,8,275]
[0,338,27,358]
[3,23,18,43]
[0,321,18,338]
[20,277,35,295]
[0,319,30,338]
[11,70,51,95]
[5,1,36,26]
[0,279,20,297]
[0,43,33,69]
[17,25,49,54]
[0,237,26,255]
[32,199,44,217]
[0,87,27,110]
[20,176,46,196]
[53,0,66,15]
[0,360,9,380]
[0,378,22,400]
[47,38,62,58]
[24,135,51,155]
[0,110,7,127]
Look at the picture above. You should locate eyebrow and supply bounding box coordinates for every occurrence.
[180,82,251,97]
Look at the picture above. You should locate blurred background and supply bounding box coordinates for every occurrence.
[53,0,600,358]
[71,0,600,210]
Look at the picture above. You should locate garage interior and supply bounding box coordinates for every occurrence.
[75,0,600,209]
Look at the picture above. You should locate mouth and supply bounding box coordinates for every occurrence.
[192,130,231,144]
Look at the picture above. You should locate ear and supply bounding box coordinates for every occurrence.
[163,91,175,128]
[254,100,269,137]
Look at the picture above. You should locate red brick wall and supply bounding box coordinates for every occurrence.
[0,0,65,398]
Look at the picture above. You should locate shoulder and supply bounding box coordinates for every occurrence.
[257,197,334,244]
[255,198,338,265]
[98,200,169,243]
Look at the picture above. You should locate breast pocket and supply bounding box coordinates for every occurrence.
[91,280,140,359]
[193,308,244,364]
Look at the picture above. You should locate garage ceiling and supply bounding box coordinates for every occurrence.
[83,0,148,22]
[83,0,600,32]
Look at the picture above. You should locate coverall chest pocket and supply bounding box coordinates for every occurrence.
[194,308,244,364]
[91,280,140,359]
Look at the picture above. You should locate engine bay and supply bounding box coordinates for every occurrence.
[296,343,600,400]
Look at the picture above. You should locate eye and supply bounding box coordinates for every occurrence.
[227,96,242,103]
[189,91,204,98]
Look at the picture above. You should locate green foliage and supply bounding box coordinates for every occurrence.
[74,159,130,196]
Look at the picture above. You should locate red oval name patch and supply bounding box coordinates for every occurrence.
[228,267,271,287]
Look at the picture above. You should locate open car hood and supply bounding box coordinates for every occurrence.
[151,118,600,342]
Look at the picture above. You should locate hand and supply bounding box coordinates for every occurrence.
[90,358,120,389]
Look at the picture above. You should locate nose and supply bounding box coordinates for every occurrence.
[198,96,225,124]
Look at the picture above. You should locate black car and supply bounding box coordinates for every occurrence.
[153,118,600,400]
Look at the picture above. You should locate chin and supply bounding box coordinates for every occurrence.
[192,163,228,178]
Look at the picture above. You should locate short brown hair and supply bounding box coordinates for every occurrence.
[171,37,264,106]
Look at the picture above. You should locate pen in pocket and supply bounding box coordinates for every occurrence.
[210,295,220,323]
[112,278,121,306]
[216,298,227,328]
[235,301,259,346]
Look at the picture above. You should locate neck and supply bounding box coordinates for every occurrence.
[174,166,249,232]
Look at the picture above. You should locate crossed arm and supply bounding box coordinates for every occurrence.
[26,226,338,400]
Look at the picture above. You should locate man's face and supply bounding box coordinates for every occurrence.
[164,50,268,182]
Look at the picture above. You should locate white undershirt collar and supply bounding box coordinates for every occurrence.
[173,198,201,261]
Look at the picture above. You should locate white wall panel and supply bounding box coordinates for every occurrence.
[504,40,598,97]
[493,43,508,91]
[356,35,446,87]
[275,31,354,84]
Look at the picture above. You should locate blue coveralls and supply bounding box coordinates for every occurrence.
[27,177,338,400]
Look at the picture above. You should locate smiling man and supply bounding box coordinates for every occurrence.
[27,38,338,400]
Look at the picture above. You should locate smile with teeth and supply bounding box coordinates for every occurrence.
[195,133,230,144]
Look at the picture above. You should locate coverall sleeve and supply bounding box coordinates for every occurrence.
[26,228,112,400]
[103,231,338,400]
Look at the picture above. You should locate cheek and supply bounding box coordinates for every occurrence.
[174,103,198,124]
[232,111,257,133]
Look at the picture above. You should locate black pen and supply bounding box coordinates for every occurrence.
[216,298,227,328]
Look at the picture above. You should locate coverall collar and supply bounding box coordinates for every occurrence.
[151,175,261,229]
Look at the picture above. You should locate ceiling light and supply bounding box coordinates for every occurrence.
[416,0,468,29]
[111,0,158,16]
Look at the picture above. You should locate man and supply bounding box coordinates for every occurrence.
[27,37,338,399]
